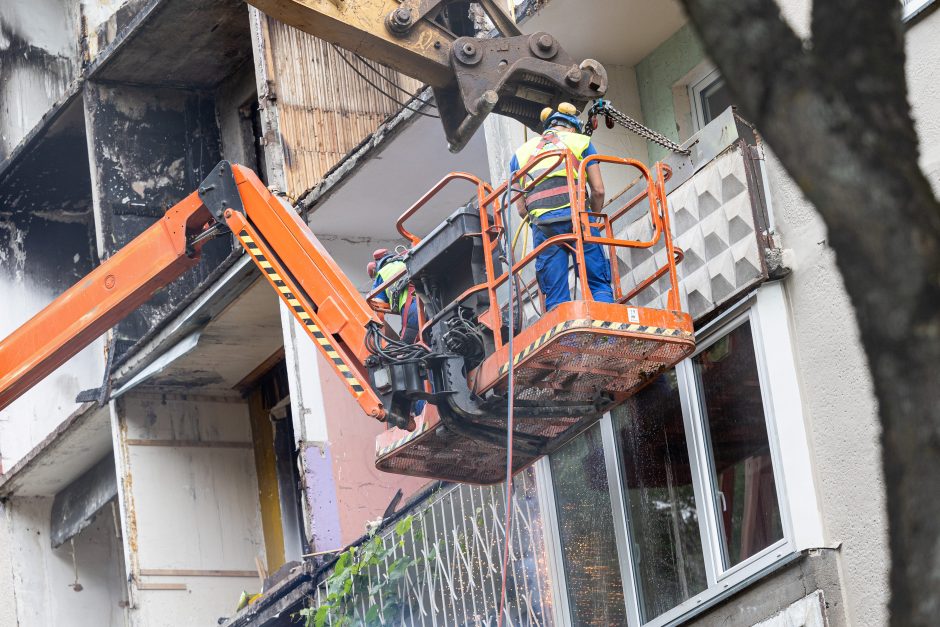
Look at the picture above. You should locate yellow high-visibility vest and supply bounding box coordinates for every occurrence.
[376,260,408,313]
[513,130,592,217]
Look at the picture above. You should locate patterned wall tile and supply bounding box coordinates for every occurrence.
[614,145,765,320]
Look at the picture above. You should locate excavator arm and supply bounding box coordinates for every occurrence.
[246,0,608,151]
[0,163,387,421]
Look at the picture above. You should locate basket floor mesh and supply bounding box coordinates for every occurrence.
[377,329,694,484]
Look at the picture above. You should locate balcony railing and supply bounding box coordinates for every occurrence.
[306,468,556,626]
[611,108,774,321]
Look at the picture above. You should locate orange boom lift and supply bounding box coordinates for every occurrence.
[0,149,693,484]
[0,0,694,484]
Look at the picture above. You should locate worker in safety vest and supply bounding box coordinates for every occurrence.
[368,249,420,343]
[367,249,425,416]
[509,103,614,311]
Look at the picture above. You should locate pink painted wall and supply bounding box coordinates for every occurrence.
[318,361,427,546]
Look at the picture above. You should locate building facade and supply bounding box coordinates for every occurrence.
[0,0,935,625]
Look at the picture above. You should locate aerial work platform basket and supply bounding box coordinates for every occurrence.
[372,150,694,484]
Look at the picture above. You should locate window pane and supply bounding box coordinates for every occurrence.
[550,423,627,626]
[614,371,707,622]
[701,79,733,125]
[694,321,783,568]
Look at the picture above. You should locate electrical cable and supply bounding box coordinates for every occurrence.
[352,51,439,110]
[511,213,529,250]
[330,44,440,119]
[497,183,518,627]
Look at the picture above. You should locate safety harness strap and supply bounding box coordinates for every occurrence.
[521,130,583,215]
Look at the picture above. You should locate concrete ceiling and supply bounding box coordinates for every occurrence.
[135,276,283,397]
[522,0,687,66]
[0,404,112,498]
[307,113,492,241]
[90,0,253,88]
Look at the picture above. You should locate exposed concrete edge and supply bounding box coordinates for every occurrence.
[111,249,254,384]
[297,87,435,215]
[83,0,165,81]
[0,402,100,499]
[0,79,84,184]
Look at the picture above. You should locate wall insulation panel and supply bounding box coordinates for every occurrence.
[256,14,422,198]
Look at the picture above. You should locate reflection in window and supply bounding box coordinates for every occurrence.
[550,424,626,626]
[695,321,783,567]
[614,371,707,621]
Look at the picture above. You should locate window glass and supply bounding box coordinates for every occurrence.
[701,78,733,126]
[614,371,707,621]
[550,424,627,626]
[694,321,783,568]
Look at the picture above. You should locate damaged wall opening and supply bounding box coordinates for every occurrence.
[0,100,104,470]
[247,358,307,575]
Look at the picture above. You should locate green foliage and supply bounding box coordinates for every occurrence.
[296,515,420,627]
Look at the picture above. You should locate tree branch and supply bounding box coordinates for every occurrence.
[680,1,940,625]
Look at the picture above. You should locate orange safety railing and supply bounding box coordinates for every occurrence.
[377,150,685,352]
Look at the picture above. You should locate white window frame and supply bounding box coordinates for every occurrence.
[545,283,824,627]
[688,67,725,133]
[902,0,935,20]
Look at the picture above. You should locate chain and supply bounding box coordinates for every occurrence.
[586,100,691,156]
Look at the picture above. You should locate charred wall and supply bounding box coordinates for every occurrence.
[0,130,96,293]
[0,0,82,160]
[84,81,234,357]
[0,102,104,470]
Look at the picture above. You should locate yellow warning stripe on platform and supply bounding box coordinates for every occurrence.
[497,318,693,376]
[376,419,431,458]
[239,230,365,395]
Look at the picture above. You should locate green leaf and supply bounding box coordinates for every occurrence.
[313,605,330,627]
[334,552,350,575]
[365,605,380,624]
[395,516,413,537]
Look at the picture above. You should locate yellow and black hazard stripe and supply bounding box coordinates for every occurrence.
[238,230,365,395]
[498,318,694,376]
[375,419,431,458]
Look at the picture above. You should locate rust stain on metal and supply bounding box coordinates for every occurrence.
[116,407,140,572]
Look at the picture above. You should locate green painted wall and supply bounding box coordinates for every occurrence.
[635,24,706,162]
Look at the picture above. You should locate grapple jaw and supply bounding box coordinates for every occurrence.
[439,33,607,151]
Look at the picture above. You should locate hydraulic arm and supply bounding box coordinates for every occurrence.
[0,152,696,484]
[246,0,608,151]
[0,163,386,420]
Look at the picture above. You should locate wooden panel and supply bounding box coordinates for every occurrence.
[248,387,286,573]
[140,569,257,578]
[262,15,422,199]
[136,583,188,591]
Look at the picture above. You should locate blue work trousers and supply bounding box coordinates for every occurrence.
[531,208,614,311]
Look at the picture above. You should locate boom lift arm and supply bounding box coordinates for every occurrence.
[245,0,608,151]
[0,152,696,484]
[0,163,387,420]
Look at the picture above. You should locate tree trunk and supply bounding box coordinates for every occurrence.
[677,0,940,624]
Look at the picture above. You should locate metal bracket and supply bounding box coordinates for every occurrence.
[198,161,245,222]
[440,32,608,151]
